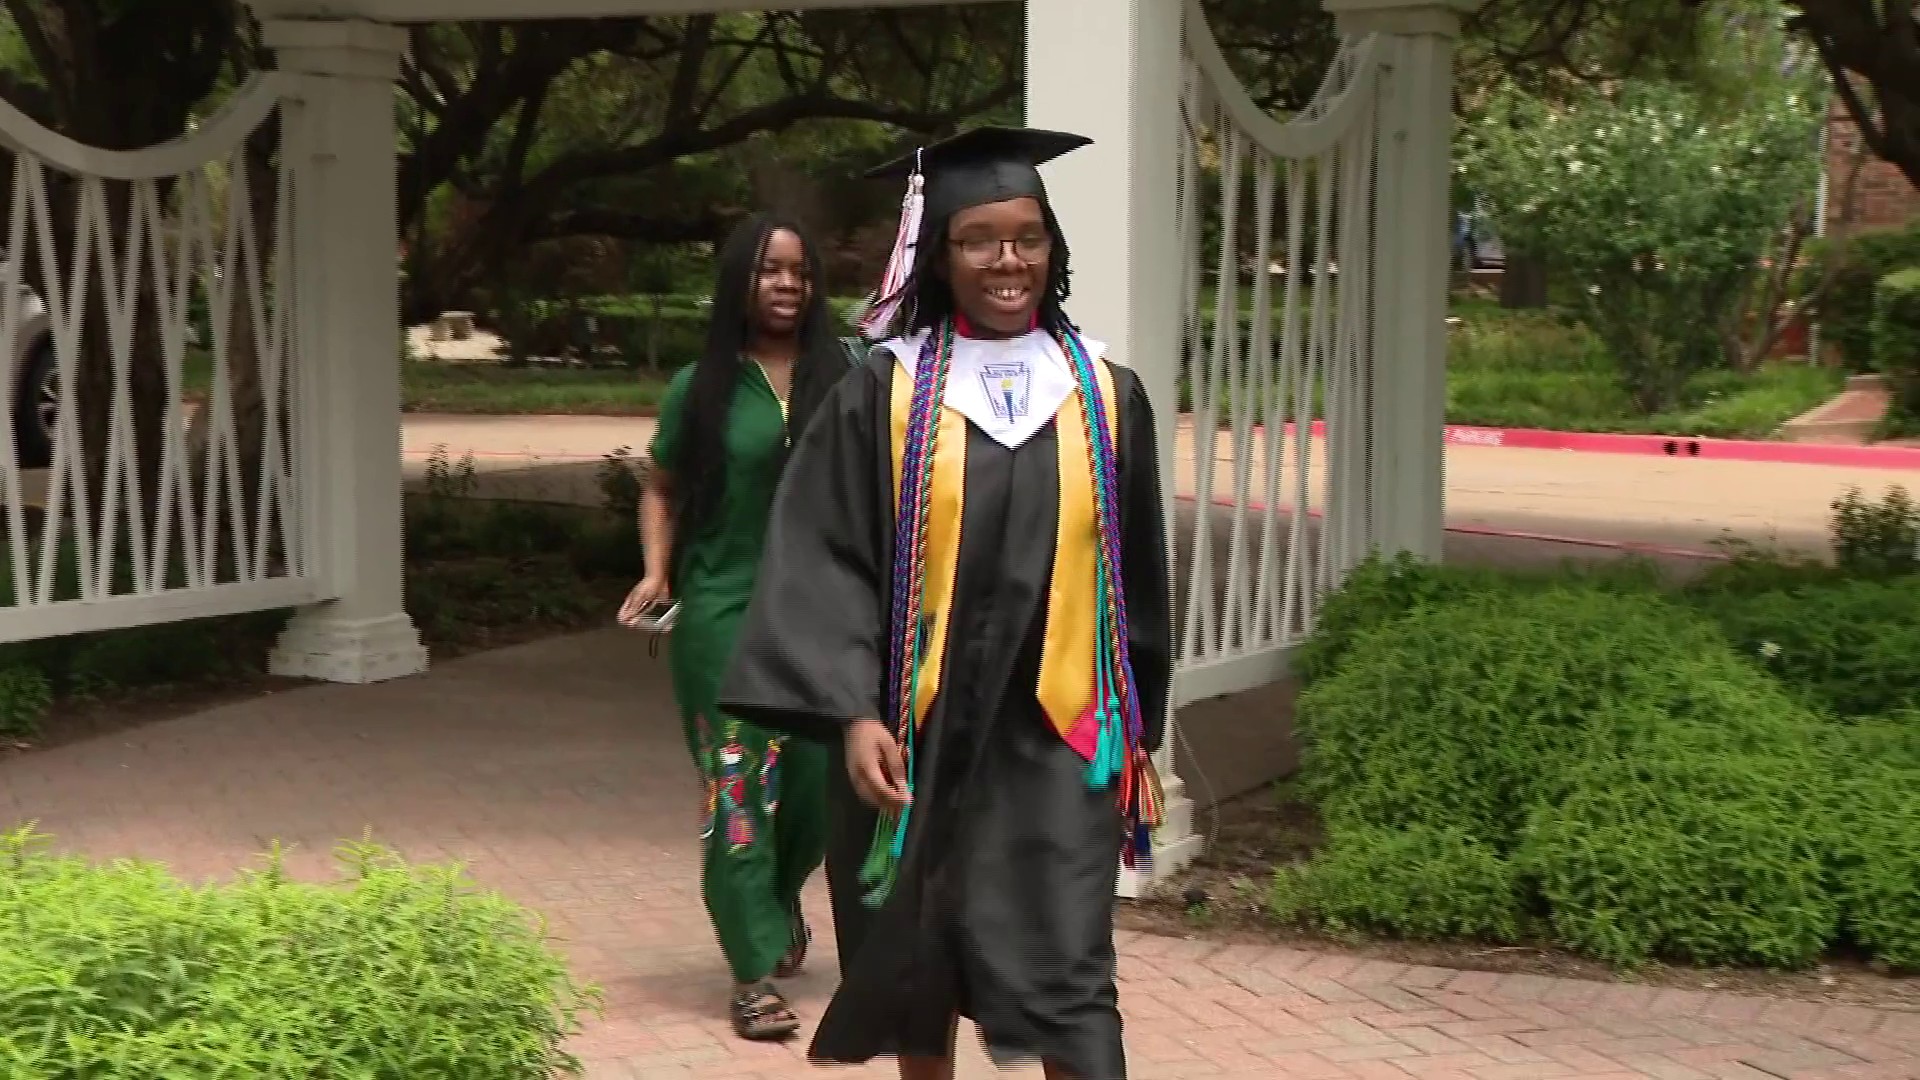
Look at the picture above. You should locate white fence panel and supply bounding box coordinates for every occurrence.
[0,76,319,642]
[1173,4,1384,705]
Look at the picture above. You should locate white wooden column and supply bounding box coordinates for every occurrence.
[1027,0,1202,894]
[266,19,428,684]
[1326,0,1469,562]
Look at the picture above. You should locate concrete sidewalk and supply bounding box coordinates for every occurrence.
[403,413,1907,558]
[2,630,1913,1079]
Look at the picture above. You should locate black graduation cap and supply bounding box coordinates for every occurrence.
[866,126,1093,222]
[855,126,1092,339]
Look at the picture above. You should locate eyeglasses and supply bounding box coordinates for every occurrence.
[948,233,1052,269]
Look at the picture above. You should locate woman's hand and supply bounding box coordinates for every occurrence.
[616,575,671,628]
[845,719,910,811]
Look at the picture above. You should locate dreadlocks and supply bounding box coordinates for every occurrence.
[897,200,1077,338]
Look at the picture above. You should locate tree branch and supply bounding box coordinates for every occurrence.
[527,207,735,244]
[664,15,714,135]
[522,82,1018,211]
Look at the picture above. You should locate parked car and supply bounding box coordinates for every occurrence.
[1,255,55,469]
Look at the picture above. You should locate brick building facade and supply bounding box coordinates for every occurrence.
[1826,100,1920,233]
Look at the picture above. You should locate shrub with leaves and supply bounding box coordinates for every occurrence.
[1872,268,1920,431]
[596,446,645,524]
[1268,825,1524,944]
[1799,221,1920,373]
[1294,576,1867,968]
[1457,73,1822,412]
[1829,486,1920,579]
[0,666,52,740]
[1296,588,1738,844]
[0,829,598,1078]
[1688,573,1920,718]
[1295,553,1661,687]
[1518,708,1840,969]
[1822,713,1920,971]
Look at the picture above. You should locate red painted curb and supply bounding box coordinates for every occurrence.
[1196,419,1920,472]
[1437,423,1920,470]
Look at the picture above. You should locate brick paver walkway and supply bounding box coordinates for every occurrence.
[2,630,1914,1079]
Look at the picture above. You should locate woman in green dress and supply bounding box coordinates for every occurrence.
[619,213,849,1041]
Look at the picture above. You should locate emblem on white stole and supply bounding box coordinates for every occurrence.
[979,361,1032,423]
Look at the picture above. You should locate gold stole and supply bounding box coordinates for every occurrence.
[890,356,1120,750]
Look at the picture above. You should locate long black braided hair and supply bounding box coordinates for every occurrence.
[668,213,844,562]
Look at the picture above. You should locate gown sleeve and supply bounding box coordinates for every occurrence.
[1116,365,1174,756]
[718,361,890,744]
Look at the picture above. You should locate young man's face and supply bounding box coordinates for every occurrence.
[944,197,1053,337]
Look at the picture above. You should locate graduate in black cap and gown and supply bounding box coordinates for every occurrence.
[718,126,1174,1080]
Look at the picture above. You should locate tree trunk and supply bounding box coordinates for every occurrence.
[1499,253,1550,309]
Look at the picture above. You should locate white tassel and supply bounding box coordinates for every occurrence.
[859,156,926,342]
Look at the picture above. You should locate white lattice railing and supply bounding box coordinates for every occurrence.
[1172,0,1384,704]
[0,76,319,642]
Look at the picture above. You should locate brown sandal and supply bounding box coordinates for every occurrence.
[729,981,801,1041]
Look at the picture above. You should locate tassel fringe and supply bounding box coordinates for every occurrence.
[858,167,925,341]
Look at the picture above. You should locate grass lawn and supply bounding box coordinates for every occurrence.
[400,361,668,415]
[1445,298,1842,439]
[382,298,1844,439]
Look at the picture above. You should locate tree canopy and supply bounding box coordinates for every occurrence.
[0,0,1912,313]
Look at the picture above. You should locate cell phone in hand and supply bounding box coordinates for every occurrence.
[623,599,681,633]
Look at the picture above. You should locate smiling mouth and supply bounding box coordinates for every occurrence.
[987,286,1030,307]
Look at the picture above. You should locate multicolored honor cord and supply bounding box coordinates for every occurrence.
[858,319,1162,909]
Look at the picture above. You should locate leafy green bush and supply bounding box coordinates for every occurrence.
[1294,553,1661,686]
[1830,486,1920,578]
[1458,72,1823,412]
[1518,708,1839,968]
[62,623,229,698]
[1290,569,1895,969]
[470,501,584,560]
[1443,302,1840,437]
[596,447,644,524]
[1825,714,1920,971]
[1688,573,1920,718]
[0,829,598,1078]
[1871,267,1920,431]
[1296,587,1730,844]
[1800,221,1920,373]
[567,518,644,581]
[1268,825,1524,943]
[0,666,52,740]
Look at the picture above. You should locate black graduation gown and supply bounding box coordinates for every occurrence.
[718,348,1172,1079]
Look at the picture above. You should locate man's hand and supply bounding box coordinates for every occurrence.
[845,719,911,811]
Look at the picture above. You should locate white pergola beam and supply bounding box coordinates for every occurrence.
[246,0,1008,23]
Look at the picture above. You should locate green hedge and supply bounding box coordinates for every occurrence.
[1826,713,1920,970]
[1872,266,1920,430]
[1280,551,1920,971]
[501,294,868,368]
[1685,573,1920,718]
[0,830,597,1078]
[1801,221,1920,373]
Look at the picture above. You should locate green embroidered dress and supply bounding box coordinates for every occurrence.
[649,359,829,985]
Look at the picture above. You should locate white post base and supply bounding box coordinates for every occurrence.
[269,611,427,684]
[1116,773,1202,899]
